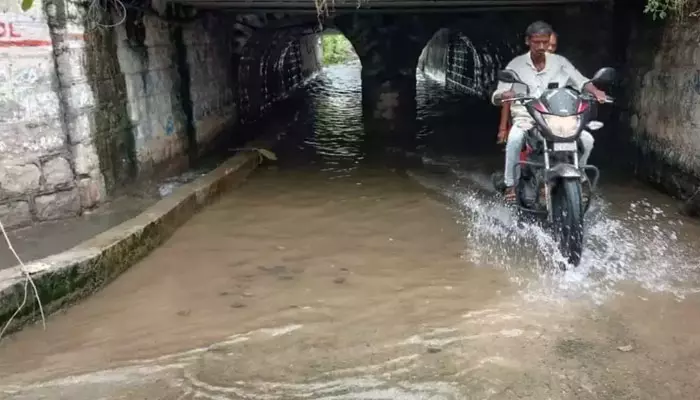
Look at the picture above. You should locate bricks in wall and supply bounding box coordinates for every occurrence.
[0,1,246,229]
[0,0,80,227]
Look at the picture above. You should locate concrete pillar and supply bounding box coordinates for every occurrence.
[360,68,418,153]
[336,14,434,157]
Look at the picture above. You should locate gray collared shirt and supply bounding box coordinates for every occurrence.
[492,52,590,121]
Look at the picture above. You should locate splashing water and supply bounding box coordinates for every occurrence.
[410,162,700,305]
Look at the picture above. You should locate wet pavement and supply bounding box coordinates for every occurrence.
[0,195,155,270]
[0,169,221,270]
[2,61,700,399]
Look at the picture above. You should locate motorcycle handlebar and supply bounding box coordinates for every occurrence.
[502,94,614,104]
[582,93,615,104]
[502,96,534,103]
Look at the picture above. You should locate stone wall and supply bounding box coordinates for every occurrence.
[0,0,81,228]
[0,0,242,229]
[113,10,240,178]
[620,4,700,210]
[183,13,238,153]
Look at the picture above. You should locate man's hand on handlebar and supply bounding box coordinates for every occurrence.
[501,90,516,100]
[496,90,516,103]
[592,89,608,104]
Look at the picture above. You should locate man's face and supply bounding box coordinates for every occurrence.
[526,33,551,57]
[548,34,558,53]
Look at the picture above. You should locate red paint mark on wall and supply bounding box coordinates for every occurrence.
[0,22,21,38]
[0,39,52,47]
[0,14,85,48]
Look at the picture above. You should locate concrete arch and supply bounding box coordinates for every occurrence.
[418,18,523,99]
[418,28,450,84]
[237,25,322,123]
[448,32,483,95]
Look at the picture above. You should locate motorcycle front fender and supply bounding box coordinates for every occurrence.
[545,164,582,182]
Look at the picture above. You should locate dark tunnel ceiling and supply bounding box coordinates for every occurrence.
[169,0,611,12]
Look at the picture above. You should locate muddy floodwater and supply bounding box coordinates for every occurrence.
[2,63,700,399]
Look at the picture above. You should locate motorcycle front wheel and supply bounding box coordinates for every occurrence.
[551,179,584,267]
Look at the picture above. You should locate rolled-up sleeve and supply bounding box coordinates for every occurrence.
[560,55,590,92]
[491,60,516,105]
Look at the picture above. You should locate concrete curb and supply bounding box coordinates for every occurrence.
[0,135,276,336]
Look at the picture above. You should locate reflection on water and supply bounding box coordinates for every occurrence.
[2,61,700,399]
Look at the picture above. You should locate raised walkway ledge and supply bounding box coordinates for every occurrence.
[0,133,280,337]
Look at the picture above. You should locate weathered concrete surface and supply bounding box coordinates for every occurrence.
[0,0,251,229]
[618,2,700,215]
[0,194,158,270]
[0,133,280,336]
[0,0,80,228]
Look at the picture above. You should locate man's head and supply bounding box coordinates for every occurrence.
[525,20,554,59]
[548,32,558,53]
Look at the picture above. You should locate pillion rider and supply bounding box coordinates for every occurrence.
[491,20,607,203]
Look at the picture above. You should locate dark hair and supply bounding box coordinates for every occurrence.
[525,21,554,38]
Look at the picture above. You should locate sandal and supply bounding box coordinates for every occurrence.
[582,188,590,206]
[581,176,590,205]
[503,186,517,204]
[539,185,547,203]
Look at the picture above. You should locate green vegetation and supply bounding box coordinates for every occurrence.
[644,0,697,19]
[321,33,355,65]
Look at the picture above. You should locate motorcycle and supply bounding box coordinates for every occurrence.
[492,67,615,267]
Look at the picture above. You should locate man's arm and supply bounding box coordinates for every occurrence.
[497,102,512,143]
[491,58,518,105]
[491,80,513,106]
[499,102,511,131]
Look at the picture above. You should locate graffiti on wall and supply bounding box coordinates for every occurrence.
[0,13,51,47]
[0,13,83,48]
[0,21,21,37]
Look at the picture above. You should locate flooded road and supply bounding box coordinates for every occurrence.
[2,62,700,399]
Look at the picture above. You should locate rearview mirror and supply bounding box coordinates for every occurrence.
[591,67,615,84]
[497,69,523,84]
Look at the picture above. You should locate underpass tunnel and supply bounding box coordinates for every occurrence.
[26,0,694,218]
[10,2,700,391]
[214,5,623,167]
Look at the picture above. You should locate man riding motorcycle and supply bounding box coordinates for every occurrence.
[498,31,558,144]
[492,21,607,203]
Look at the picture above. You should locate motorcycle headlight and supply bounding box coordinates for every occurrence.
[541,115,581,139]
